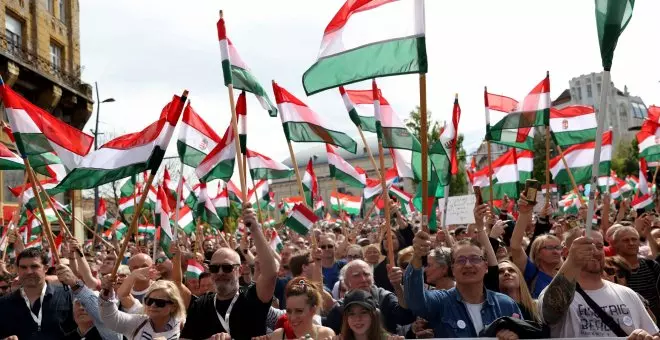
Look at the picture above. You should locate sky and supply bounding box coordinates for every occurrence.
[79,0,660,180]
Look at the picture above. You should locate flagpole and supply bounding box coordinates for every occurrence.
[31,174,73,239]
[441,183,451,233]
[585,70,611,236]
[555,145,585,205]
[23,159,59,263]
[419,74,430,232]
[484,87,494,211]
[219,11,248,204]
[1,172,28,260]
[285,140,308,209]
[331,178,343,217]
[356,128,381,181]
[544,72,552,203]
[250,175,264,224]
[173,164,183,242]
[132,180,138,243]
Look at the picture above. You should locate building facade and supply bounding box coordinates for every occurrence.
[273,134,414,217]
[0,0,93,237]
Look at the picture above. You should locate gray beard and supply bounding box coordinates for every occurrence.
[215,277,239,298]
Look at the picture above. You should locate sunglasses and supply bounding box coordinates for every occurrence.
[144,297,173,308]
[209,263,240,274]
[320,245,334,250]
[0,285,9,291]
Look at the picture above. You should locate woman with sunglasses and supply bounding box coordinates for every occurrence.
[254,277,334,339]
[100,279,186,340]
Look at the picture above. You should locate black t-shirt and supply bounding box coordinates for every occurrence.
[180,283,271,339]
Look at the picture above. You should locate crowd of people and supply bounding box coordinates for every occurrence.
[0,194,659,340]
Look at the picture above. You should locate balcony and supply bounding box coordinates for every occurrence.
[0,32,91,100]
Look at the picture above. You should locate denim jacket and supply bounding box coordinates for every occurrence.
[404,265,522,338]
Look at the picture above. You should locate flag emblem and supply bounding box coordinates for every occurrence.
[562,119,569,130]
[396,130,411,137]
[199,138,209,151]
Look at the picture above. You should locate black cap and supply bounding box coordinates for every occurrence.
[454,226,467,236]
[343,289,377,312]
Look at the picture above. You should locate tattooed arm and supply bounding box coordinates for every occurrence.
[540,235,593,325]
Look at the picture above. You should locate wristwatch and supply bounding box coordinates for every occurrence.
[72,280,84,292]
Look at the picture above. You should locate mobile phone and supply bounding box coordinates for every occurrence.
[473,186,483,205]
[524,179,539,204]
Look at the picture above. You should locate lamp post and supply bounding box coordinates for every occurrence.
[92,82,115,243]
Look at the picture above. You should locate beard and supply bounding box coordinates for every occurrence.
[215,276,239,297]
[20,274,43,288]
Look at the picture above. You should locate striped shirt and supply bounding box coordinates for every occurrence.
[627,258,660,319]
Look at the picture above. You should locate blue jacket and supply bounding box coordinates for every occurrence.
[404,266,522,338]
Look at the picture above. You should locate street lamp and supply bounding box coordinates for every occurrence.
[92,82,115,242]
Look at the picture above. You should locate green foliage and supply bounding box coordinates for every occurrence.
[611,138,639,177]
[405,106,441,145]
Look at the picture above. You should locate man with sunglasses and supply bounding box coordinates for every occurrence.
[404,203,521,338]
[319,235,345,291]
[180,203,278,340]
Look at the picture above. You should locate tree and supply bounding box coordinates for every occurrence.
[405,106,441,145]
[531,127,557,185]
[611,138,639,177]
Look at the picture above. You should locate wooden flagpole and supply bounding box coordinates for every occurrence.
[555,145,585,205]
[31,173,73,239]
[24,159,59,262]
[285,140,307,209]
[544,71,551,202]
[219,10,248,204]
[484,86,494,211]
[419,74,429,232]
[173,164,183,242]
[356,127,381,181]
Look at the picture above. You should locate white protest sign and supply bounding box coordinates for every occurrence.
[438,195,476,225]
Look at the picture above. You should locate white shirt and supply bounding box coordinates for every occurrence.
[464,302,484,334]
[538,280,659,338]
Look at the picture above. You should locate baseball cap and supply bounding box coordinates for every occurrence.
[343,289,377,312]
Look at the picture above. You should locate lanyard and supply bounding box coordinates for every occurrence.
[213,292,239,334]
[20,284,47,331]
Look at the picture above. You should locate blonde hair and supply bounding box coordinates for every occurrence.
[529,234,561,265]
[143,280,186,321]
[498,260,540,322]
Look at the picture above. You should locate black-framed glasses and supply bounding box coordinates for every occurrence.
[320,245,334,250]
[453,255,485,266]
[209,263,240,274]
[144,297,173,308]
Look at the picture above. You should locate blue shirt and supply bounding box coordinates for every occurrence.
[523,258,553,298]
[404,265,522,338]
[322,260,346,291]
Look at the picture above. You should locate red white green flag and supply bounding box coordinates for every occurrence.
[273,81,357,153]
[246,149,293,180]
[474,149,520,201]
[637,117,660,162]
[302,0,427,95]
[186,259,205,279]
[339,87,378,133]
[550,106,597,147]
[302,159,318,207]
[195,124,236,183]
[237,91,248,154]
[638,158,650,195]
[550,131,613,185]
[326,144,365,188]
[284,204,318,236]
[330,192,362,215]
[517,150,534,182]
[0,142,23,170]
[177,104,221,168]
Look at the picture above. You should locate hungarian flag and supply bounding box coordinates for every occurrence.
[217,16,277,116]
[326,144,366,188]
[550,106,597,147]
[186,259,205,279]
[269,229,284,254]
[439,96,461,175]
[632,193,653,212]
[638,157,650,195]
[475,149,521,201]
[162,168,178,206]
[339,87,377,133]
[155,185,174,256]
[284,204,318,236]
[363,168,398,201]
[117,175,136,198]
[246,149,293,180]
[214,187,230,218]
[226,180,244,205]
[195,182,222,229]
[138,224,156,236]
[281,196,304,212]
[8,178,59,210]
[516,150,534,182]
[175,205,195,236]
[247,180,269,206]
[302,159,318,207]
[314,199,325,217]
[486,75,550,150]
[26,236,42,249]
[550,130,613,185]
[330,192,362,216]
[0,143,24,170]
[177,104,221,168]
[273,81,357,153]
[97,198,107,227]
[237,91,248,154]
[596,0,635,70]
[111,220,129,241]
[389,186,413,214]
[302,0,427,95]
[636,119,660,162]
[54,96,185,192]
[195,124,236,183]
[118,194,138,215]
[1,84,93,167]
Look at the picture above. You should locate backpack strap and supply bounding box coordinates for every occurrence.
[576,284,628,337]
[132,319,149,339]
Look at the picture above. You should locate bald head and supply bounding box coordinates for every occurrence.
[211,247,241,266]
[128,253,152,272]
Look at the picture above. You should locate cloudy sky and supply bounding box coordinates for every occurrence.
[79,0,660,174]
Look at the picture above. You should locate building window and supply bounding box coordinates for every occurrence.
[49,41,63,72]
[59,0,67,22]
[47,0,54,14]
[631,102,647,119]
[576,87,582,100]
[597,83,601,94]
[587,85,592,98]
[5,14,22,53]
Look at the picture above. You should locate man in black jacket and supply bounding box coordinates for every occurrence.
[324,260,415,334]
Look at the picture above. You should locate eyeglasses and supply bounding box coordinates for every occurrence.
[541,245,563,251]
[209,263,240,274]
[144,297,174,308]
[453,255,485,266]
[320,245,334,250]
[346,254,362,260]
[0,285,9,291]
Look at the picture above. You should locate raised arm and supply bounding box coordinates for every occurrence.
[70,238,99,289]
[475,205,497,266]
[169,242,192,307]
[511,199,534,273]
[404,229,440,321]
[244,204,277,303]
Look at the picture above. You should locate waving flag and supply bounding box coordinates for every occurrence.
[195,125,236,183]
[638,158,650,195]
[550,106,597,147]
[284,204,318,236]
[246,149,293,180]
[550,131,613,185]
[273,81,357,153]
[476,149,520,201]
[637,119,660,162]
[596,0,635,70]
[339,87,377,133]
[54,96,185,192]
[237,91,248,154]
[517,150,534,182]
[326,144,366,188]
[217,16,277,116]
[302,159,318,207]
[97,198,107,227]
[302,0,427,95]
[330,192,362,215]
[439,96,461,175]
[0,143,24,170]
[177,104,221,168]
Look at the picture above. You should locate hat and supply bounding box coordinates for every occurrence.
[454,226,467,236]
[343,289,377,312]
